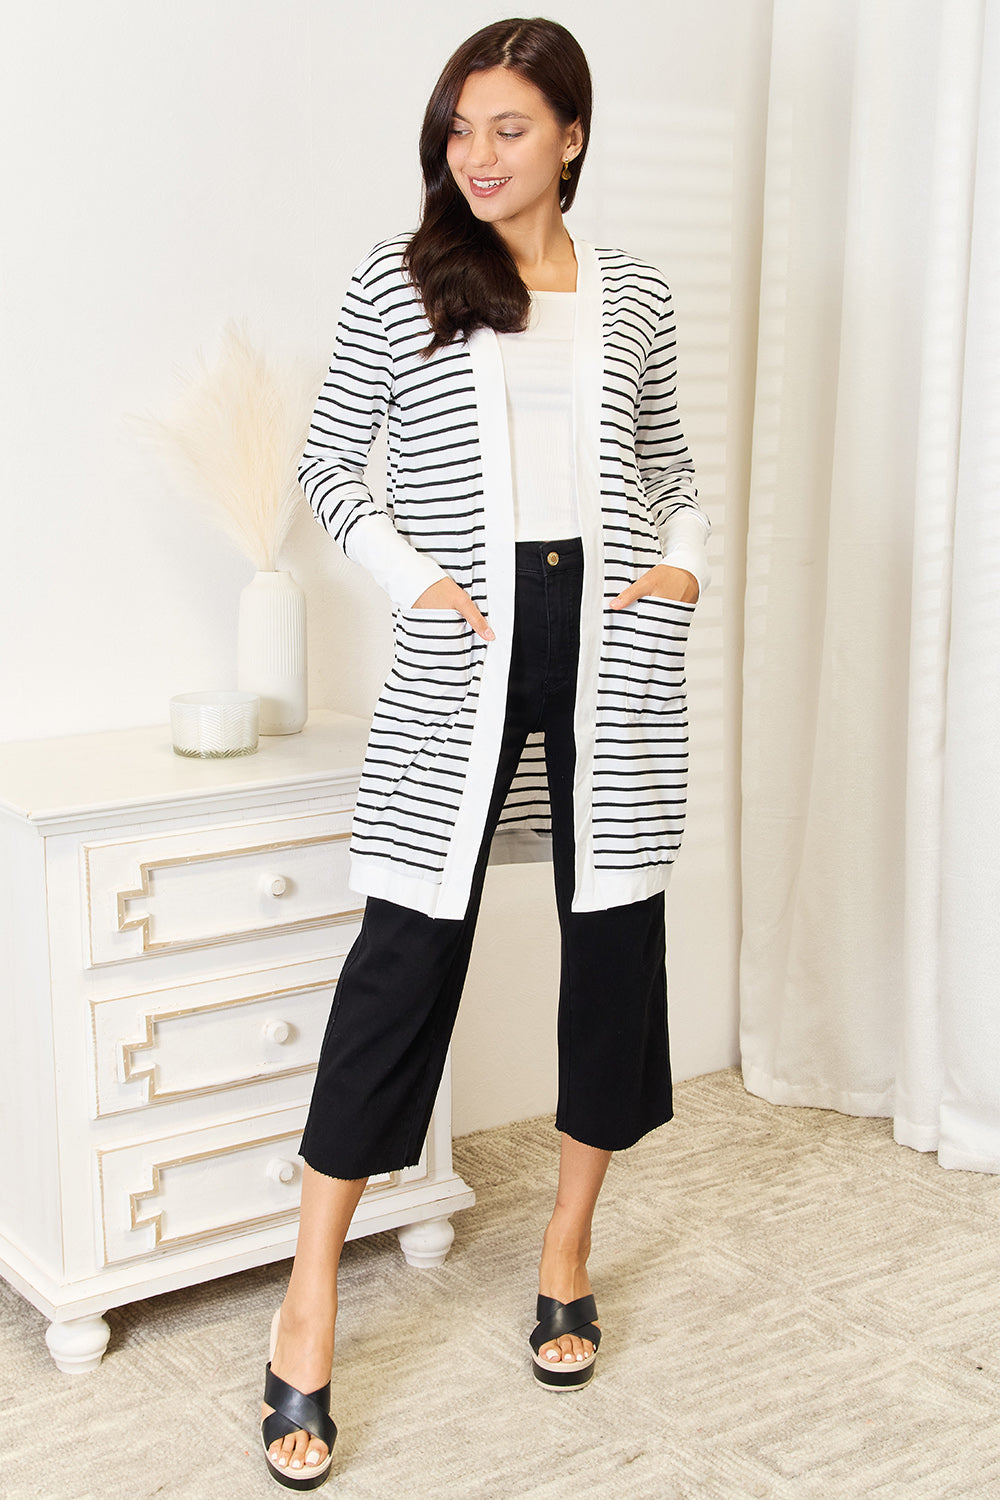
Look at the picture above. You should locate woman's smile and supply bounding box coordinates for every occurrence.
[468,175,512,197]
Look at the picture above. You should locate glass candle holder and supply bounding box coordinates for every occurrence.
[170,691,259,758]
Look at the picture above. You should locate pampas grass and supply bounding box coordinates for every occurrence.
[139,322,319,571]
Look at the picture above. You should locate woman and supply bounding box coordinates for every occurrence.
[261,15,709,1488]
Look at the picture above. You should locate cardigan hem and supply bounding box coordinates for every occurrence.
[349,850,675,918]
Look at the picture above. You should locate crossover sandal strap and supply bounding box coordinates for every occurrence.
[261,1363,338,1454]
[530,1294,602,1354]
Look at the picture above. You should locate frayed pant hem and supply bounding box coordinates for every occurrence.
[300,1142,424,1182]
[553,1110,674,1153]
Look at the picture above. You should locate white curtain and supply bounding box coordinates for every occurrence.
[740,0,1000,1170]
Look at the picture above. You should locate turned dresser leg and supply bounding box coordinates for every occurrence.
[45,1313,112,1373]
[397,1214,455,1268]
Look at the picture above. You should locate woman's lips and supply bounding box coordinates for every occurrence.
[468,176,511,198]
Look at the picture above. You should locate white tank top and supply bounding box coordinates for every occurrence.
[497,291,580,542]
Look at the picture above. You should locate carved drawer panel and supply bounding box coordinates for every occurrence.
[97,1109,428,1266]
[89,961,351,1117]
[82,809,362,966]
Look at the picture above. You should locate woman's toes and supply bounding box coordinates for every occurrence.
[290,1429,315,1470]
[264,1416,330,1474]
[268,1432,301,1469]
[540,1333,597,1364]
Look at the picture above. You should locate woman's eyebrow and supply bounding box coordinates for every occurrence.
[451,110,534,123]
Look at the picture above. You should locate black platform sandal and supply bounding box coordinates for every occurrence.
[260,1364,337,1490]
[529,1293,602,1391]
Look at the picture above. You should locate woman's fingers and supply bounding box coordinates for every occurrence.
[610,564,699,609]
[415,560,700,629]
[411,577,495,641]
[609,578,645,610]
[463,599,495,641]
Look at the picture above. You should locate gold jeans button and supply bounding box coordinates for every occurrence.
[547,551,560,566]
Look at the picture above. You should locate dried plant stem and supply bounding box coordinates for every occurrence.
[138,322,319,571]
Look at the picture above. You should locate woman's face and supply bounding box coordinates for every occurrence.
[446,66,582,229]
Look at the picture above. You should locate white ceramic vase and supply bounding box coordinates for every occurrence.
[237,570,307,734]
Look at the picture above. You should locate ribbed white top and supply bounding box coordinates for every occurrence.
[497,291,580,542]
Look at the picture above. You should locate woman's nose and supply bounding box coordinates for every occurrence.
[467,133,498,170]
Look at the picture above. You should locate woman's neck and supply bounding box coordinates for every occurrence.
[496,208,578,292]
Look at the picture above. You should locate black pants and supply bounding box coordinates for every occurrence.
[300,539,672,1178]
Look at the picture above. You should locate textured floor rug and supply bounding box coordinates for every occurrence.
[2,1070,999,1499]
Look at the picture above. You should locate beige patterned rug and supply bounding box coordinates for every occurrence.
[2,1070,998,1499]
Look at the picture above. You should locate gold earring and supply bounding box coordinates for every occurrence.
[561,159,572,181]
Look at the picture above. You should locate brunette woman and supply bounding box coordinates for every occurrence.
[261,16,709,1487]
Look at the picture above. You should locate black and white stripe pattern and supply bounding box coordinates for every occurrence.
[590,251,698,874]
[299,235,708,912]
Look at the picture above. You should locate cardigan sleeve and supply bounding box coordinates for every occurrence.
[635,284,712,598]
[298,267,447,608]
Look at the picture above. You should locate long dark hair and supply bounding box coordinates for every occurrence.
[405,18,592,355]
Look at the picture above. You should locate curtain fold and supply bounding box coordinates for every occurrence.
[740,0,999,1170]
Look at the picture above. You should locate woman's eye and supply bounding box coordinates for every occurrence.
[448,125,522,140]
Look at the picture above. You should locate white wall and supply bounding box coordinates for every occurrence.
[0,0,771,1135]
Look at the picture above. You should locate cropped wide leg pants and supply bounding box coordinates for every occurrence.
[299,539,673,1179]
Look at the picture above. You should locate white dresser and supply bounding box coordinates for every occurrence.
[0,710,474,1373]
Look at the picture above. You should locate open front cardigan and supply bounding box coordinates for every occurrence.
[299,232,710,919]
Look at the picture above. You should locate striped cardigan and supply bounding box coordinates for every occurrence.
[299,232,710,919]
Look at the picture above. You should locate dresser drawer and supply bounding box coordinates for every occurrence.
[96,1109,428,1266]
[89,960,350,1117]
[82,809,362,966]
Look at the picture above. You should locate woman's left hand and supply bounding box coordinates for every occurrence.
[609,565,699,610]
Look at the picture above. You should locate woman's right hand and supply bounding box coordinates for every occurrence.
[411,577,495,641]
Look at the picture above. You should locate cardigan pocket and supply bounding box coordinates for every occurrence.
[384,608,476,722]
[624,595,694,717]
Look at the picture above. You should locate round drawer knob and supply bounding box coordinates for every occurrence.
[267,1158,297,1186]
[262,1019,292,1045]
[265,875,288,897]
